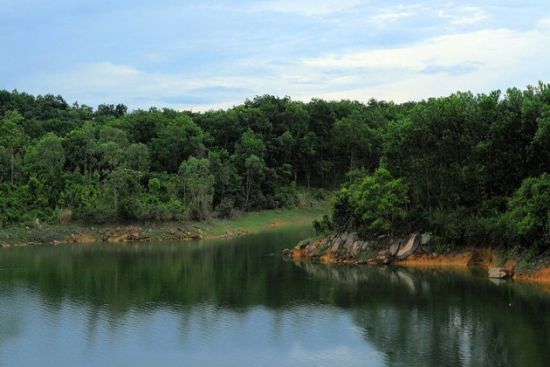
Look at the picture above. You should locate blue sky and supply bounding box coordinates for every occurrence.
[1,0,549,110]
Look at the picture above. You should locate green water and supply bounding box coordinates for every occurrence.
[1,226,549,366]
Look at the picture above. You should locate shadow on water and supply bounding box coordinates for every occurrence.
[1,225,550,367]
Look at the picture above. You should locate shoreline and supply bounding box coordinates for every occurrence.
[286,233,550,291]
[0,204,327,248]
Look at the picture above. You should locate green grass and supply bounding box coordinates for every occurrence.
[0,202,330,246]
[196,203,329,237]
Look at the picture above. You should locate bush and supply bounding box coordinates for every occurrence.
[313,214,333,235]
[332,168,408,237]
[504,173,550,250]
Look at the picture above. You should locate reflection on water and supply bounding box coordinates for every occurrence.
[1,226,549,367]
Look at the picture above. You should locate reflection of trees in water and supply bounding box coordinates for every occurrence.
[0,288,25,347]
[297,263,550,367]
[1,234,550,367]
[0,230,312,313]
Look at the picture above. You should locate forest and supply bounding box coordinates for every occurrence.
[0,83,549,251]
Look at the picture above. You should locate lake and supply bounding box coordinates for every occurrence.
[1,226,549,367]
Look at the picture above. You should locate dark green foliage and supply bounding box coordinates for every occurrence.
[0,83,548,255]
[313,214,333,236]
[332,168,408,238]
[504,173,550,250]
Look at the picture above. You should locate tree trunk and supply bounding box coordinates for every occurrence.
[245,171,251,209]
[10,147,14,184]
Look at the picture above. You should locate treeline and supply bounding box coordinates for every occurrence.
[1,84,549,251]
[328,83,550,251]
[0,90,400,226]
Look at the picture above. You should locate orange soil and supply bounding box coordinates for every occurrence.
[397,248,497,269]
[516,267,550,288]
[399,248,550,289]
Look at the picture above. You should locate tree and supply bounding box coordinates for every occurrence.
[334,168,409,237]
[99,126,128,147]
[0,111,26,184]
[332,111,381,172]
[107,168,142,220]
[243,155,265,209]
[63,122,98,177]
[25,132,65,179]
[208,149,242,210]
[179,157,214,220]
[151,115,207,172]
[505,173,550,250]
[124,143,150,172]
[234,130,267,209]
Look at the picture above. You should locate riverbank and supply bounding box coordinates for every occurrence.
[0,204,328,248]
[285,232,550,290]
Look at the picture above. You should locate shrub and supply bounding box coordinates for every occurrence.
[504,173,550,250]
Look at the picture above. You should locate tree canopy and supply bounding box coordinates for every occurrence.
[0,83,549,252]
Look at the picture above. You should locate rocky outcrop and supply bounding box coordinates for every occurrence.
[284,232,424,265]
[395,234,419,260]
[488,267,514,279]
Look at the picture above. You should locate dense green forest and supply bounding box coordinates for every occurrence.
[0,83,549,250]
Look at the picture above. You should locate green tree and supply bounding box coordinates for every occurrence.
[0,111,26,184]
[124,143,151,172]
[107,168,142,220]
[151,115,207,172]
[505,173,550,250]
[179,157,214,220]
[234,130,267,209]
[333,111,381,172]
[336,168,409,236]
[25,132,65,179]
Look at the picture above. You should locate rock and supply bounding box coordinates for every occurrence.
[395,233,419,260]
[305,240,321,256]
[351,241,362,256]
[420,233,431,245]
[389,242,400,257]
[377,249,389,257]
[296,239,311,249]
[488,267,514,279]
[329,239,341,254]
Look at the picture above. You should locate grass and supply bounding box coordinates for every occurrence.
[197,203,329,238]
[0,202,330,246]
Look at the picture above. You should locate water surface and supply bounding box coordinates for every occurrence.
[1,226,549,366]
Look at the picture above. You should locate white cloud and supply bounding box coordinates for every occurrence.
[24,62,252,111]
[538,16,550,27]
[292,26,550,103]
[302,28,546,73]
[20,25,550,110]
[368,4,421,25]
[437,5,488,26]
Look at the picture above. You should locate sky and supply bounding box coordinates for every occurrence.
[1,0,549,111]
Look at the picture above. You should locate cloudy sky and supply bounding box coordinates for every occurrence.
[1,0,549,110]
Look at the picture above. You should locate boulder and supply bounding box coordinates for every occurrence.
[395,233,419,260]
[488,267,514,279]
[329,239,341,254]
[351,241,361,256]
[305,240,321,255]
[296,239,311,250]
[389,242,400,257]
[420,233,431,245]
